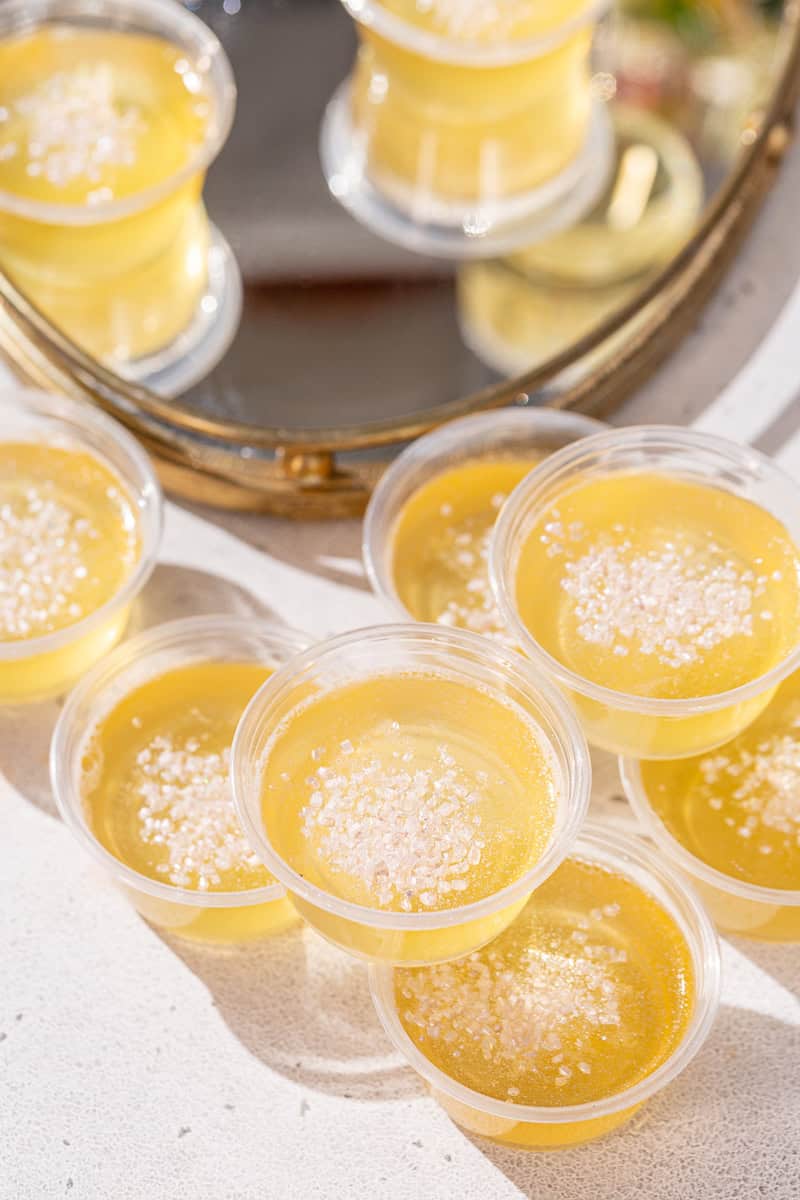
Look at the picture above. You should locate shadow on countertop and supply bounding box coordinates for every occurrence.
[189,502,373,594]
[161,921,423,1104]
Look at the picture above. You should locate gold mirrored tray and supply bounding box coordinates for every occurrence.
[0,0,798,516]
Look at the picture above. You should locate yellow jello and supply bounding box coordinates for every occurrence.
[371,828,719,1149]
[264,674,554,945]
[364,409,606,632]
[0,5,232,365]
[494,436,800,759]
[341,0,602,217]
[233,626,590,964]
[390,459,536,641]
[0,443,139,641]
[80,660,295,942]
[516,473,799,698]
[626,669,800,941]
[0,396,159,705]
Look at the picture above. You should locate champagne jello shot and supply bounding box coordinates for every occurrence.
[364,408,606,645]
[322,0,612,257]
[621,667,800,942]
[491,427,800,759]
[370,824,720,1149]
[0,0,239,390]
[233,625,590,965]
[0,389,161,704]
[51,617,313,944]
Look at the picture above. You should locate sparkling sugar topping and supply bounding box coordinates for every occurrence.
[434,492,514,645]
[400,935,624,1094]
[135,736,262,890]
[300,745,487,911]
[415,0,531,38]
[0,487,100,638]
[6,64,143,193]
[558,533,761,669]
[700,728,800,847]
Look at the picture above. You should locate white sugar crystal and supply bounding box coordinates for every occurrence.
[135,736,260,889]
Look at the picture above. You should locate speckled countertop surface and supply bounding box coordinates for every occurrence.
[3,118,800,1200]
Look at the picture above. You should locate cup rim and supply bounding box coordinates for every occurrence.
[363,406,608,624]
[369,821,721,1125]
[232,622,591,930]
[339,0,611,66]
[50,614,315,909]
[490,424,800,716]
[0,387,162,662]
[619,756,800,908]
[0,0,236,226]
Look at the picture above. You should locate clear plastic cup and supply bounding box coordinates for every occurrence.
[620,757,800,942]
[370,822,721,1149]
[321,0,613,258]
[0,387,162,704]
[363,407,607,626]
[50,615,314,944]
[0,0,239,382]
[491,426,800,759]
[232,623,591,965]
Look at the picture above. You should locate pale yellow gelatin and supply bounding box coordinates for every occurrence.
[513,472,800,757]
[82,661,296,944]
[349,0,596,206]
[261,672,558,963]
[391,458,537,641]
[0,441,141,702]
[639,669,800,941]
[0,27,211,362]
[395,855,694,1148]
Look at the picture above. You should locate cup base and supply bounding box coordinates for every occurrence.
[320,86,614,259]
[116,223,242,397]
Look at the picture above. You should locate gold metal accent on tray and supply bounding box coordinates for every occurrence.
[1,4,799,518]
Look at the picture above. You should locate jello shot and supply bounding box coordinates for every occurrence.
[51,616,313,944]
[0,0,239,390]
[491,427,800,758]
[364,408,606,645]
[621,666,800,941]
[370,823,720,1149]
[322,0,613,257]
[233,625,590,964]
[0,388,161,704]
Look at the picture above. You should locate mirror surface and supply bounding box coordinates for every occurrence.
[0,0,792,437]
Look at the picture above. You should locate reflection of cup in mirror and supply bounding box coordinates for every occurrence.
[457,104,704,378]
[322,0,615,257]
[0,389,162,704]
[0,0,239,392]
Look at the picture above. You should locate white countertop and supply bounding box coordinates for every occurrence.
[3,124,800,1200]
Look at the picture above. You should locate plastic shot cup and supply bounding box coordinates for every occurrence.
[491,426,800,759]
[320,0,613,257]
[50,616,313,944]
[363,406,607,631]
[370,823,721,1149]
[232,623,591,965]
[621,756,800,943]
[0,387,161,704]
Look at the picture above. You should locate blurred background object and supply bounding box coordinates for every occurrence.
[319,0,614,258]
